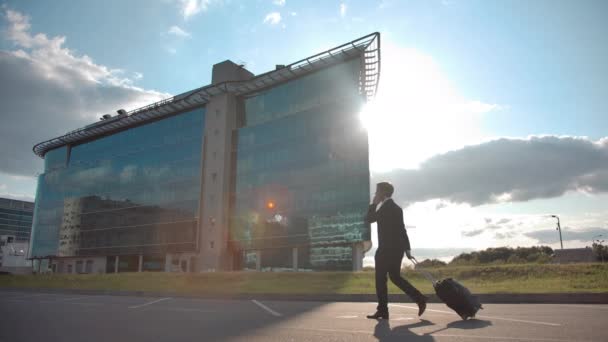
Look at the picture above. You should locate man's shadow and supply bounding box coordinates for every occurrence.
[373,319,492,341]
[445,319,492,330]
[373,319,435,341]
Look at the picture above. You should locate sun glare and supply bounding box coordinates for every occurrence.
[361,43,495,172]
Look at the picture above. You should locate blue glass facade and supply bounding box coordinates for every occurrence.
[231,58,370,270]
[30,43,376,272]
[30,109,205,258]
[0,198,34,242]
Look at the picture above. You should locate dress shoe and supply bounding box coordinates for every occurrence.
[366,311,389,319]
[417,296,428,316]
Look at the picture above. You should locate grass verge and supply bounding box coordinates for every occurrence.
[1,263,606,295]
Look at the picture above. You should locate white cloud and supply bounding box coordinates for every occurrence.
[263,12,282,25]
[0,192,35,202]
[0,9,169,177]
[168,25,191,38]
[178,0,213,19]
[378,197,608,253]
[273,0,286,6]
[340,3,347,17]
[375,135,608,206]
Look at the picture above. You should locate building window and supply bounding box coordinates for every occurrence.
[210,241,214,249]
[67,264,73,274]
[85,260,93,273]
[211,172,217,182]
[75,260,83,273]
[215,109,221,117]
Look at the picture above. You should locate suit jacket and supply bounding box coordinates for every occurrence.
[365,198,411,254]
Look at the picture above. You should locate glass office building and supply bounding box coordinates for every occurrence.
[232,59,370,270]
[30,33,380,273]
[0,197,34,242]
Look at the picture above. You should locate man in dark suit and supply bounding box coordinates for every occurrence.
[365,182,427,319]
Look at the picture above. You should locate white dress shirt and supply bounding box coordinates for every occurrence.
[376,197,391,212]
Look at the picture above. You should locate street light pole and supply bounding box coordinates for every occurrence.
[551,215,563,250]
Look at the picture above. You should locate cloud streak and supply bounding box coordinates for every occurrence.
[178,0,213,19]
[263,12,282,25]
[168,25,191,38]
[340,3,347,17]
[525,227,608,244]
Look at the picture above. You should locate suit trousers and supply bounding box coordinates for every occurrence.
[374,249,423,312]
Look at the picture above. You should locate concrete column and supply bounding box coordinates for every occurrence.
[197,91,241,272]
[165,254,172,272]
[255,250,262,271]
[138,254,143,272]
[114,255,119,273]
[292,247,298,271]
[352,243,364,271]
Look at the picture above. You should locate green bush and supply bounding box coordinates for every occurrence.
[450,246,553,265]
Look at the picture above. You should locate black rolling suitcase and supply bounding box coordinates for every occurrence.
[412,259,483,320]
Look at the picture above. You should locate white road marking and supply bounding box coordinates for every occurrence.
[391,304,561,327]
[336,315,358,318]
[476,314,561,327]
[70,302,104,306]
[166,308,218,313]
[555,304,608,310]
[251,299,282,317]
[128,297,171,309]
[0,291,28,295]
[390,304,455,315]
[10,293,47,300]
[59,296,90,302]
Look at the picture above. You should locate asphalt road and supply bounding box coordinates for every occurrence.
[1,290,607,341]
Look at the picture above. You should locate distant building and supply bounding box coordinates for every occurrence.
[552,248,596,263]
[29,33,380,273]
[0,235,31,274]
[0,197,34,242]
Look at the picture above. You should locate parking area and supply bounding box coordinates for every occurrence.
[1,290,606,341]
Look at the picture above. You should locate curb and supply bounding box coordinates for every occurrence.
[2,287,607,304]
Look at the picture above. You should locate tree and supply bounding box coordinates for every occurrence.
[592,243,607,262]
[449,246,554,265]
[416,259,447,268]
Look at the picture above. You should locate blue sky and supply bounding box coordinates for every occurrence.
[0,0,606,259]
[3,0,606,138]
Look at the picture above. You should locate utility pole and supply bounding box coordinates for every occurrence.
[550,215,564,250]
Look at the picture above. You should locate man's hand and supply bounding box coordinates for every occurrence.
[372,193,382,206]
[405,250,414,260]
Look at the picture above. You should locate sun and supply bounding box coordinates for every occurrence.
[359,43,491,172]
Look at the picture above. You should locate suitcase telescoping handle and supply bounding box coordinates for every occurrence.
[411,257,437,285]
